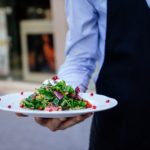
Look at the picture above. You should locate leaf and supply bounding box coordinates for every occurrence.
[53,98,60,106]
[65,86,75,94]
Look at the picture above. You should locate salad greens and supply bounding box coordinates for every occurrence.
[20,77,91,111]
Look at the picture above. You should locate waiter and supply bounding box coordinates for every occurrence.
[34,0,150,150]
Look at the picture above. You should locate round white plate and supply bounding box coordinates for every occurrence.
[0,92,118,118]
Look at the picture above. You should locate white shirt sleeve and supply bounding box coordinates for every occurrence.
[58,0,100,92]
[146,0,150,7]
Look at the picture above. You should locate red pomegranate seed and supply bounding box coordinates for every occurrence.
[86,101,93,108]
[90,93,94,96]
[106,99,110,103]
[92,105,96,109]
[52,76,59,80]
[20,92,24,95]
[8,105,11,109]
[87,105,92,108]
[20,104,24,108]
[38,107,43,110]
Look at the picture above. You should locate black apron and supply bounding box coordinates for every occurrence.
[89,0,150,150]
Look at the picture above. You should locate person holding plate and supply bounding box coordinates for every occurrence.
[29,0,150,150]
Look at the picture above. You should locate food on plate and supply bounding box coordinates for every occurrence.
[20,76,93,111]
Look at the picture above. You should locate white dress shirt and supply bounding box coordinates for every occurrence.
[58,0,150,92]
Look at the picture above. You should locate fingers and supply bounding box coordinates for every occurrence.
[58,118,67,121]
[45,118,64,131]
[34,117,64,131]
[58,113,92,130]
[16,113,28,117]
[34,117,50,126]
[35,113,93,132]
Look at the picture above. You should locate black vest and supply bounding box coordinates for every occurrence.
[90,0,150,150]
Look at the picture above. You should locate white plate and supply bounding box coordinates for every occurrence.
[0,92,118,118]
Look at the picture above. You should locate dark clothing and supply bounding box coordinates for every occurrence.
[89,0,150,150]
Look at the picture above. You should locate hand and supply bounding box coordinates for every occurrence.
[34,113,93,131]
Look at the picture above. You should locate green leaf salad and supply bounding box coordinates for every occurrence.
[20,76,93,111]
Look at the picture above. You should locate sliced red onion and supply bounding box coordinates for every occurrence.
[75,94,82,100]
[75,86,80,94]
[54,91,64,99]
[70,93,81,100]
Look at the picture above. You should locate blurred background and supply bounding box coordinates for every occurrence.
[0,0,93,150]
